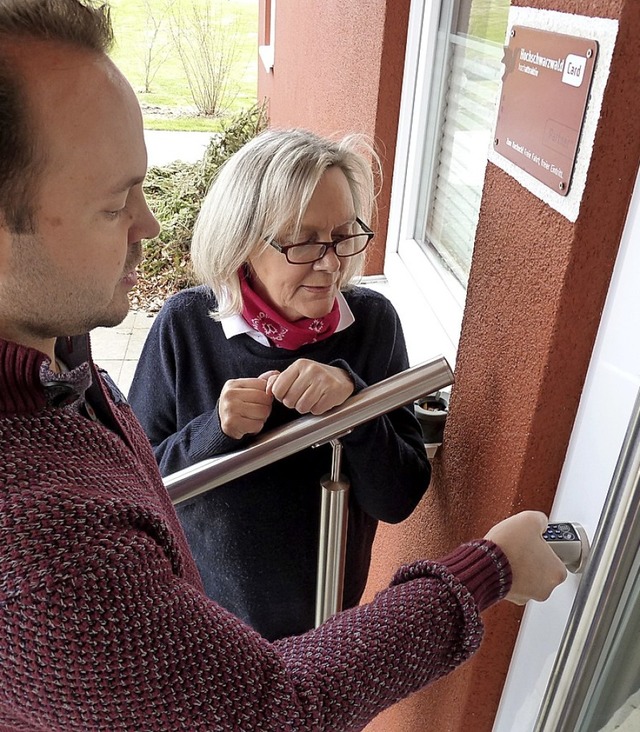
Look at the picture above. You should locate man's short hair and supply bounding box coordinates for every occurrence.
[0,0,113,233]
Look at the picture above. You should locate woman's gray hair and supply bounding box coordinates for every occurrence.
[191,128,380,318]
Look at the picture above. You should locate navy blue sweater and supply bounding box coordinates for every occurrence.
[129,285,431,640]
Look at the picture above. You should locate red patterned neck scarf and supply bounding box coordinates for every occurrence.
[240,269,340,350]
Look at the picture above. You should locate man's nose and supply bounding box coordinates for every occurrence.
[132,197,161,242]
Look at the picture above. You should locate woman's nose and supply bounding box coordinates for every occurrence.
[313,246,341,272]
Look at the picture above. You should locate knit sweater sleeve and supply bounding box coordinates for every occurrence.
[2,508,511,732]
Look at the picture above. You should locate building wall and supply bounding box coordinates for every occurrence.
[258,1,640,730]
[258,0,410,274]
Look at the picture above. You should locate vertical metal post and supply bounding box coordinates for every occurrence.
[315,438,350,627]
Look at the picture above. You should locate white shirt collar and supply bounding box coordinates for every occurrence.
[221,290,355,345]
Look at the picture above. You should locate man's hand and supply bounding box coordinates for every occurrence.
[218,378,274,440]
[485,510,568,605]
[260,359,355,415]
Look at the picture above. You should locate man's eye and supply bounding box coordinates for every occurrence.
[104,208,125,219]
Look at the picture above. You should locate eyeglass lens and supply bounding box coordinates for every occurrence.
[287,234,370,263]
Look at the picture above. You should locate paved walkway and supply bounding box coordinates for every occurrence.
[92,311,156,396]
[144,129,215,167]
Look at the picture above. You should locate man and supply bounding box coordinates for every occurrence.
[0,2,566,730]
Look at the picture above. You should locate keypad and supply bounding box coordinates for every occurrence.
[543,522,577,542]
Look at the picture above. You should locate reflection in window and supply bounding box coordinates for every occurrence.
[588,561,640,731]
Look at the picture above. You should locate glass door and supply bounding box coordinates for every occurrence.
[534,389,640,731]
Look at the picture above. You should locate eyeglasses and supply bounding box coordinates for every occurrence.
[268,217,374,264]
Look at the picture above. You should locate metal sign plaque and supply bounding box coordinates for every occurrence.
[493,26,598,196]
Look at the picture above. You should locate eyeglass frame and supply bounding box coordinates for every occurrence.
[266,217,374,264]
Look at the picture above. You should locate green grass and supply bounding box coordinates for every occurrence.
[141,116,227,132]
[109,0,258,131]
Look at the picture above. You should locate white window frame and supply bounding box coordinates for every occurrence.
[259,0,276,72]
[386,0,481,365]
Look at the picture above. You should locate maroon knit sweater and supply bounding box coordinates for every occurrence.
[0,335,512,731]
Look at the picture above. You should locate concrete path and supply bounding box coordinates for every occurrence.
[145,129,215,167]
[92,311,157,397]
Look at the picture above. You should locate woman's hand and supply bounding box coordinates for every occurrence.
[260,359,355,415]
[218,378,274,439]
[485,511,568,605]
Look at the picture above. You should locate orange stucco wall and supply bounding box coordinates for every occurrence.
[258,0,410,274]
[258,1,640,730]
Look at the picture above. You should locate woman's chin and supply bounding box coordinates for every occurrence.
[281,291,336,321]
[300,296,336,318]
[300,306,333,320]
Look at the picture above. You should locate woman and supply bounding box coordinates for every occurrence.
[129,128,432,640]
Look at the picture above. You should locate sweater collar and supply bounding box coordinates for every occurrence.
[0,335,92,416]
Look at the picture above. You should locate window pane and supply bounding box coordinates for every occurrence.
[422,0,509,283]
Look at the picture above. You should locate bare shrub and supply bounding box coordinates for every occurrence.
[133,103,268,312]
[140,0,176,94]
[170,1,239,117]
